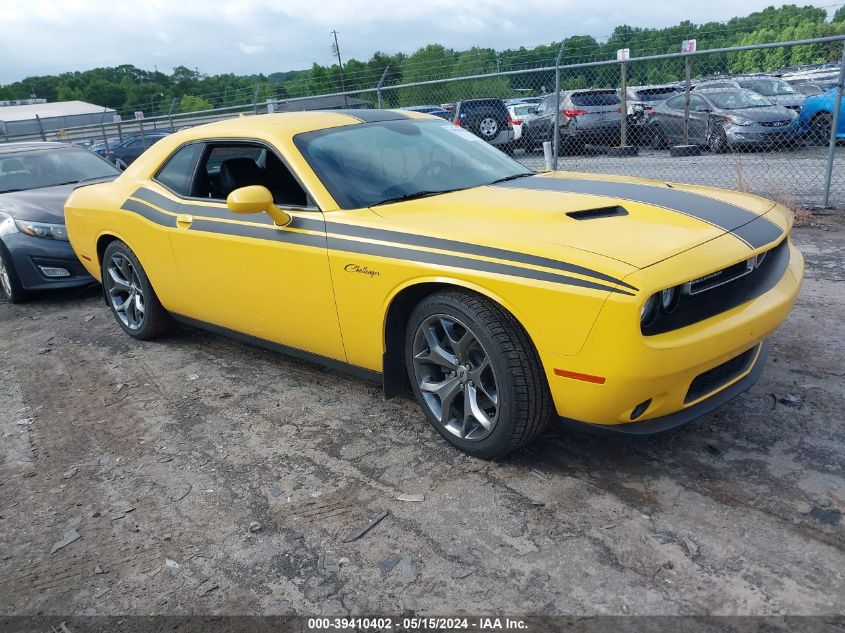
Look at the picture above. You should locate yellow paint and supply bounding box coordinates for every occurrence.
[65,111,803,428]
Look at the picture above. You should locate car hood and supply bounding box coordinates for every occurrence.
[0,183,77,224]
[369,172,783,273]
[765,94,805,108]
[721,106,796,122]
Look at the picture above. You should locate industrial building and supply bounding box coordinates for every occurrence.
[0,101,116,139]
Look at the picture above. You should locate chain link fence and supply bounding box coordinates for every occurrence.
[4,36,845,207]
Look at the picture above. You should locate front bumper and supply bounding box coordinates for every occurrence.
[541,235,803,430]
[2,232,94,291]
[726,124,799,146]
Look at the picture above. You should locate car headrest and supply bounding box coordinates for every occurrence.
[219,157,265,195]
[0,158,24,173]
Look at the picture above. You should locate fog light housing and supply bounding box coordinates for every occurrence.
[631,399,652,420]
[38,266,70,278]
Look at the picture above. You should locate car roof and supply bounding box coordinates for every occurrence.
[0,141,70,155]
[136,110,438,143]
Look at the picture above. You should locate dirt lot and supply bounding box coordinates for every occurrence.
[1,215,844,619]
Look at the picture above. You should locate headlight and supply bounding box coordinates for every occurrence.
[640,294,659,326]
[660,286,679,312]
[726,115,753,126]
[13,219,69,241]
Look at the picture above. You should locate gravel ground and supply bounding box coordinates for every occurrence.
[0,215,843,618]
[516,145,845,207]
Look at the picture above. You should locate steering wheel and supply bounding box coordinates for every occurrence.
[413,160,450,184]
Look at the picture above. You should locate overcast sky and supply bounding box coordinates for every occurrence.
[0,0,838,84]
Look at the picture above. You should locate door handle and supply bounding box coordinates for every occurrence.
[176,214,193,229]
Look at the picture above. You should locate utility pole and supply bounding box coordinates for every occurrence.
[331,29,348,107]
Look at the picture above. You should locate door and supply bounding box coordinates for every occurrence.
[687,95,712,143]
[661,95,687,140]
[153,140,346,362]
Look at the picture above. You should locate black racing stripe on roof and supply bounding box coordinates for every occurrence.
[492,176,783,249]
[335,109,410,123]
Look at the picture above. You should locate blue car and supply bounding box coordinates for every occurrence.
[799,87,844,144]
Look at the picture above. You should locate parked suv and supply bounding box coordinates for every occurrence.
[695,75,805,112]
[450,99,514,150]
[521,89,621,153]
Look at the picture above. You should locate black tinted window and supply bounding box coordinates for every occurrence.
[570,91,620,106]
[635,88,679,101]
[665,95,686,110]
[195,143,307,207]
[460,100,506,113]
[155,143,203,196]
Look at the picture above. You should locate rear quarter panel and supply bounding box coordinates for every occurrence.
[64,178,183,309]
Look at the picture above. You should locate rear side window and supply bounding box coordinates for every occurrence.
[155,143,203,196]
[635,88,679,101]
[570,91,620,106]
[665,95,687,110]
[460,100,506,114]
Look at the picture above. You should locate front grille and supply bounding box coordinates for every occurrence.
[685,346,757,403]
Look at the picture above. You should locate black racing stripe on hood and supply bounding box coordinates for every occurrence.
[492,176,783,249]
[335,109,410,123]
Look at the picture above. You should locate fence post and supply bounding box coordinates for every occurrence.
[376,66,390,109]
[822,41,845,208]
[683,56,692,146]
[139,119,145,140]
[35,115,47,141]
[552,41,565,170]
[253,85,260,115]
[100,123,108,150]
[168,98,177,132]
[620,60,627,147]
[116,121,123,143]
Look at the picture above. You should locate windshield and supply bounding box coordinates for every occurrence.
[294,119,531,209]
[0,147,118,193]
[705,90,774,110]
[738,78,796,96]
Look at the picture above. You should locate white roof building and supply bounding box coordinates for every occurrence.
[0,101,116,138]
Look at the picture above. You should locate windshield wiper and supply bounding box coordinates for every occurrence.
[372,188,466,207]
[488,172,534,185]
[0,189,24,194]
[49,180,81,187]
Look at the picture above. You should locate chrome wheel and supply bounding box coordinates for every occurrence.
[412,314,499,441]
[0,253,11,299]
[478,117,498,138]
[105,252,145,330]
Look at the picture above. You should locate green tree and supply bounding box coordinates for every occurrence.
[179,94,212,112]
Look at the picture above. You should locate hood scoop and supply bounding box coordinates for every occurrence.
[566,206,628,221]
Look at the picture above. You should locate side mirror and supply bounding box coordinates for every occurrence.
[226,185,291,226]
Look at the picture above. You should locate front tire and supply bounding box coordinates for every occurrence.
[102,240,172,340]
[0,241,28,304]
[810,112,833,146]
[405,289,553,459]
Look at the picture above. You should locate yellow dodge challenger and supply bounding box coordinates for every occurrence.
[64,110,804,458]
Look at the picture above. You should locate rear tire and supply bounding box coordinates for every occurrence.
[0,241,28,304]
[102,240,172,340]
[405,289,553,459]
[651,124,669,150]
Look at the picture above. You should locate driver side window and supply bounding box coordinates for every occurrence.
[191,142,309,208]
